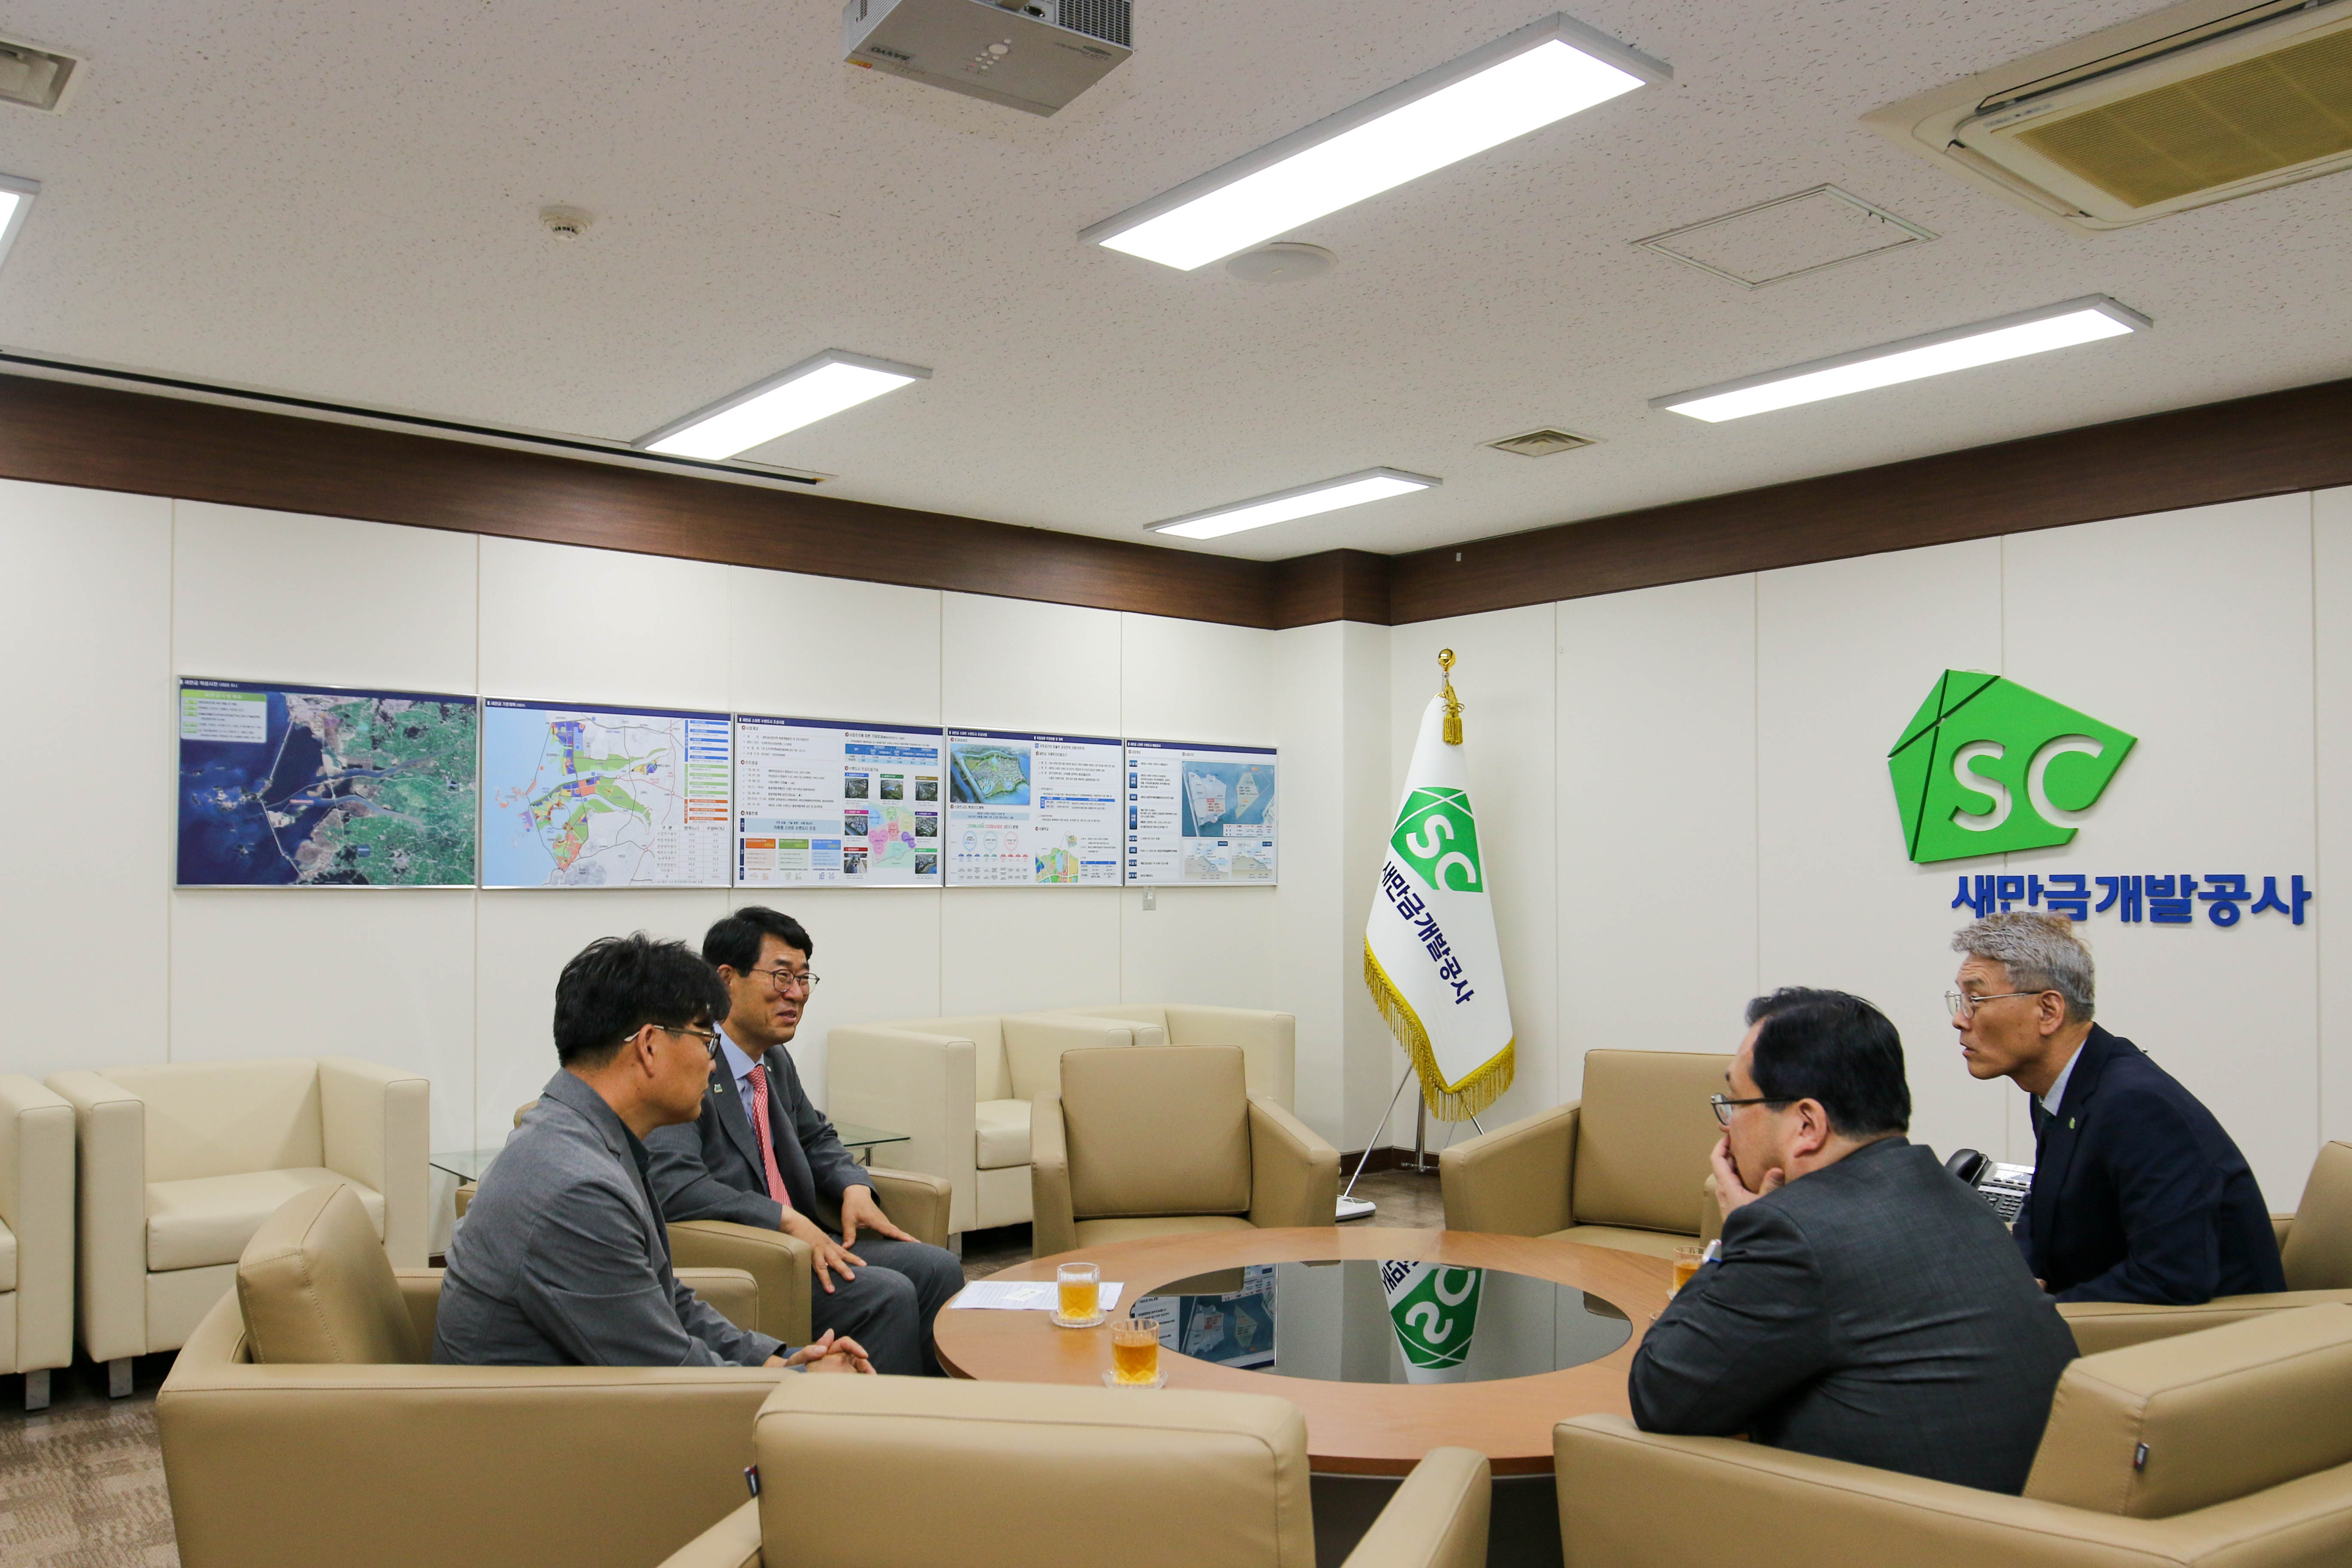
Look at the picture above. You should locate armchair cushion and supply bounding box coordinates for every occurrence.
[973,1099,1031,1170]
[2025,1302,2352,1519]
[2283,1140,2352,1291]
[1064,1046,1250,1219]
[1570,1051,1731,1234]
[150,1168,385,1272]
[236,1182,420,1366]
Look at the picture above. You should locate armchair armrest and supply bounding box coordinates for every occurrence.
[2059,1289,2352,1355]
[318,1057,432,1266]
[1029,1093,1076,1259]
[826,1026,977,1234]
[864,1167,952,1248]
[1247,1095,1341,1230]
[46,1069,148,1363]
[670,1223,812,1344]
[0,1076,75,1374]
[1439,1101,1577,1236]
[2274,1212,2295,1252]
[1342,1446,1489,1568]
[1698,1176,1722,1247]
[674,1267,761,1336]
[658,1501,763,1568]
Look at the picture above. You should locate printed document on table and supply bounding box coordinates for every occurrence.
[950,1280,1126,1311]
[1126,739,1278,885]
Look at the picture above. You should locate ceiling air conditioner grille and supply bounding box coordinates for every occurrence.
[1057,0,1130,48]
[2015,23,2352,207]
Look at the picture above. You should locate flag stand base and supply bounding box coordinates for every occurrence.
[1335,1063,1417,1223]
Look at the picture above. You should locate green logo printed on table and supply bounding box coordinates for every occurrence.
[1390,789,1484,891]
[1889,671,2136,865]
[1380,1261,1484,1383]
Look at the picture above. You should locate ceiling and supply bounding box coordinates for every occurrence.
[3,0,2347,562]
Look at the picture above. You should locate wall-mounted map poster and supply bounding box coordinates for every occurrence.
[1126,740,1278,884]
[177,678,479,887]
[481,698,731,888]
[736,715,943,886]
[945,729,1123,885]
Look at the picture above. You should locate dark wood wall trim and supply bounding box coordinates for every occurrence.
[1389,375,2352,623]
[5,369,2351,632]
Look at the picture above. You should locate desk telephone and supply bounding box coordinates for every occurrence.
[1944,1149,2034,1226]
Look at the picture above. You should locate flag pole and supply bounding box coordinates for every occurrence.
[1337,1059,1416,1221]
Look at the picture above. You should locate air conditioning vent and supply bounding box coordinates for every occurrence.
[1867,0,2352,232]
[1055,0,1130,48]
[1485,428,1597,458]
[0,35,80,113]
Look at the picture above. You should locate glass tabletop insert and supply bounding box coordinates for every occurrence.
[1135,1259,1631,1385]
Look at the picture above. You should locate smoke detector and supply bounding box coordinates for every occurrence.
[1225,243,1335,283]
[1485,428,1597,458]
[539,205,594,240]
[0,34,81,112]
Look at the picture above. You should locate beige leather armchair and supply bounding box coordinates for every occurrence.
[2060,1138,2352,1354]
[827,1011,1161,1237]
[48,1055,429,1387]
[1030,1044,1340,1259]
[457,1097,952,1346]
[658,1375,1490,1568]
[0,1075,74,1410]
[158,1182,784,1568]
[1556,1302,2352,1568]
[1035,1004,1297,1108]
[1439,1050,1729,1258]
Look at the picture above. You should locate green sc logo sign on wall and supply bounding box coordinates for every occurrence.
[1889,671,2136,865]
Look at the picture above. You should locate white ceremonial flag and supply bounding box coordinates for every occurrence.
[1363,654,1514,1120]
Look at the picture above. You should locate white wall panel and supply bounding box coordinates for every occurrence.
[940,593,1120,737]
[1118,886,1282,1013]
[473,890,730,1147]
[170,889,477,1150]
[2313,486,2352,1158]
[480,538,733,710]
[1390,606,1559,1134]
[729,570,941,726]
[1337,623,1397,1146]
[2005,498,2318,1202]
[1120,612,1276,744]
[0,481,173,1079]
[744,889,942,1107]
[1272,622,1350,1143]
[1557,577,1756,1096]
[1757,540,2008,1164]
[939,888,1121,1018]
[174,503,478,693]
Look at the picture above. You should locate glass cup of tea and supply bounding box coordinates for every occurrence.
[1057,1262,1101,1323]
[1671,1245,1706,1297]
[1109,1317,1161,1385]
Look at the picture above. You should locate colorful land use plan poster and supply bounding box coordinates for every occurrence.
[1127,740,1278,884]
[176,678,479,886]
[944,729,1124,885]
[480,699,731,888]
[735,715,943,886]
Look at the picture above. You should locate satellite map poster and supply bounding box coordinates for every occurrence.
[736,714,943,886]
[945,728,1122,885]
[481,698,732,888]
[1125,740,1278,884]
[176,677,479,887]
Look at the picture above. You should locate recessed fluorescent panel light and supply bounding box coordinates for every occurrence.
[1082,14,1668,271]
[639,350,931,460]
[0,173,40,271]
[1148,469,1439,540]
[1652,296,2149,423]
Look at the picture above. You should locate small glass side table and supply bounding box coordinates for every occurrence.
[831,1121,911,1167]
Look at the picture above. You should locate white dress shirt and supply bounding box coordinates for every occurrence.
[2039,1041,2083,1119]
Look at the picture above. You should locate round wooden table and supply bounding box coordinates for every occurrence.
[937,1226,1672,1477]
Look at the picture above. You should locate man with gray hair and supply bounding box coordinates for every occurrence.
[1949,911,2283,1305]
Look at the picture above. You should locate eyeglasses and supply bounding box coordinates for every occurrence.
[653,1023,722,1060]
[748,966,821,995]
[1709,1093,1789,1127]
[1943,990,2046,1019]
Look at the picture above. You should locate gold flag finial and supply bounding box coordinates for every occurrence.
[1437,649,1463,744]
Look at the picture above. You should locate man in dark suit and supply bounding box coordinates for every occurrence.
[1952,911,2284,1304]
[1631,988,2076,1494]
[645,907,963,1376]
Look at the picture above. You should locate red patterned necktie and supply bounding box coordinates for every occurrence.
[744,1063,794,1213]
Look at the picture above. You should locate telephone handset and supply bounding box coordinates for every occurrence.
[1944,1148,2034,1226]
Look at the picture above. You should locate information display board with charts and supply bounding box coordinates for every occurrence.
[176,677,479,886]
[945,729,1123,885]
[735,715,943,886]
[481,699,731,888]
[1126,740,1278,884]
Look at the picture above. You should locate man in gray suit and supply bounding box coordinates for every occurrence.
[646,908,964,1376]
[435,932,869,1373]
[1631,988,2075,1494]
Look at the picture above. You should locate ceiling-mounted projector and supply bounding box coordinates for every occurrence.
[843,0,1131,116]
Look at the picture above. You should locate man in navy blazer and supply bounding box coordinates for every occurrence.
[1951,912,2284,1305]
[645,908,963,1375]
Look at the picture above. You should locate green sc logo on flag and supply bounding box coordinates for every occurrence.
[1889,671,2136,865]
[1390,787,1484,891]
